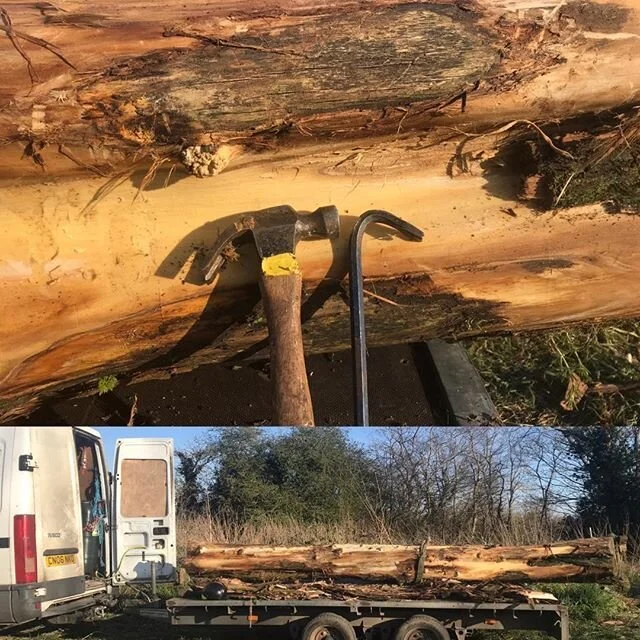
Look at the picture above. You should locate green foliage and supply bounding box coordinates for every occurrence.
[542,137,640,210]
[627,568,640,596]
[97,374,119,395]
[475,585,632,640]
[121,582,182,601]
[562,428,640,535]
[207,427,278,520]
[245,311,266,329]
[570,620,640,640]
[205,427,371,525]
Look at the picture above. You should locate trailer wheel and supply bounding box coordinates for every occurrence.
[300,612,357,640]
[393,615,450,640]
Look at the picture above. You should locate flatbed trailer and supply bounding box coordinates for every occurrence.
[155,595,570,640]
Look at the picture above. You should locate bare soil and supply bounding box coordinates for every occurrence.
[17,344,436,426]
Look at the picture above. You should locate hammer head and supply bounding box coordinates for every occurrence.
[203,205,339,282]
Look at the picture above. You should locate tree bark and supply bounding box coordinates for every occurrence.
[1,0,640,418]
[1,0,638,177]
[182,537,626,583]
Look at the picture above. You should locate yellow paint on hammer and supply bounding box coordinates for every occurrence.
[262,253,301,276]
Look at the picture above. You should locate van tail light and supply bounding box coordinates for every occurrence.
[14,515,37,584]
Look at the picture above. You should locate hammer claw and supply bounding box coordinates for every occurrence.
[201,222,250,283]
[201,206,339,283]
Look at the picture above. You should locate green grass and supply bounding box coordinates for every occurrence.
[541,583,626,622]
[466,320,640,425]
[540,137,640,211]
[475,583,639,640]
[117,582,182,600]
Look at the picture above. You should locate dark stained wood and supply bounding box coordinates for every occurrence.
[1,0,638,178]
[0,0,496,176]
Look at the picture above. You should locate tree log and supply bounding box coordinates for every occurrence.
[2,0,640,418]
[194,577,565,603]
[183,537,626,583]
[1,0,639,177]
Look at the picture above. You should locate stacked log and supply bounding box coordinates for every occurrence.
[183,537,626,584]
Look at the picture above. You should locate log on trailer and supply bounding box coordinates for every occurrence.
[193,577,563,604]
[2,0,640,418]
[189,577,567,607]
[183,537,626,583]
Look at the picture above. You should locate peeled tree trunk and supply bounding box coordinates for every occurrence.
[2,0,640,418]
[183,537,626,584]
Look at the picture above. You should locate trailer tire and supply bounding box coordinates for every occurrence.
[393,615,450,640]
[300,612,357,640]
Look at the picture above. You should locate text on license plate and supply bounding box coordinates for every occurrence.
[45,554,77,567]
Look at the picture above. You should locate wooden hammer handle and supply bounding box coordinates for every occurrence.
[259,271,314,426]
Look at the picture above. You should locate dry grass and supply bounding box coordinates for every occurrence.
[176,511,581,561]
[177,513,387,559]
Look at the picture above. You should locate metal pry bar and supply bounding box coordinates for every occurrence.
[349,210,424,426]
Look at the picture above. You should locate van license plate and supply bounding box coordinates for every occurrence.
[45,554,77,567]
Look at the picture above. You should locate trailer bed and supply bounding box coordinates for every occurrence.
[162,594,569,639]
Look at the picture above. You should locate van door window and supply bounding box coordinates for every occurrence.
[120,459,168,517]
[75,435,106,578]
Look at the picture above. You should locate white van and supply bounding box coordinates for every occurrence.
[0,427,176,626]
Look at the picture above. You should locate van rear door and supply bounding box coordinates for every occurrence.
[31,428,84,591]
[111,439,176,585]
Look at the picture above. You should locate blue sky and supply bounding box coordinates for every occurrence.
[96,427,377,467]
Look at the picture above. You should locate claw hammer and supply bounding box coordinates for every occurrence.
[202,205,340,426]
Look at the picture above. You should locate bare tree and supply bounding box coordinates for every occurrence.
[366,427,572,545]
